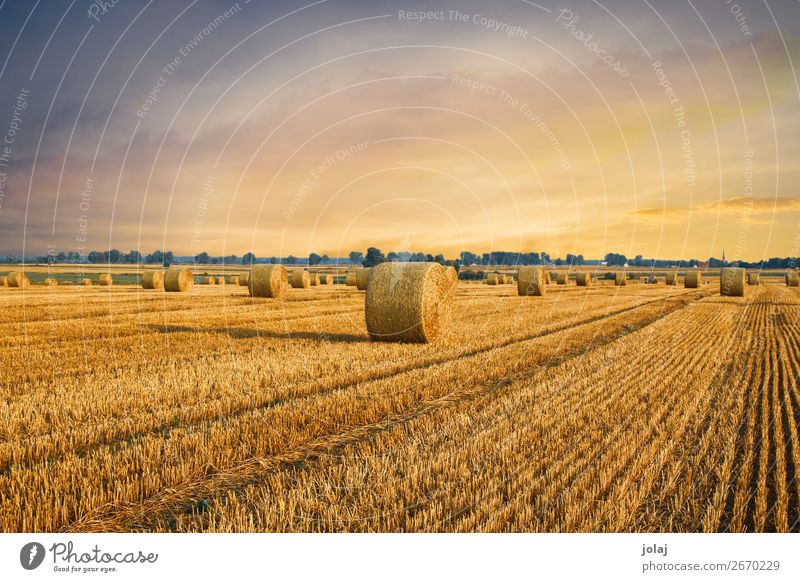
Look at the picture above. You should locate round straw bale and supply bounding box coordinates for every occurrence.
[785,271,799,287]
[82,278,93,286]
[614,271,627,286]
[319,274,332,285]
[204,276,215,285]
[216,276,225,285]
[684,270,701,288]
[7,271,25,287]
[249,265,287,298]
[238,273,249,286]
[355,268,371,291]
[517,266,546,296]
[665,272,677,286]
[747,272,760,285]
[290,269,310,289]
[98,273,113,286]
[557,273,568,285]
[443,266,458,295]
[545,271,552,284]
[365,262,452,343]
[309,273,321,286]
[164,267,193,292]
[720,267,745,297]
[346,273,357,286]
[228,275,240,285]
[45,278,58,286]
[486,272,499,285]
[141,270,164,289]
[0,276,7,287]
[575,272,592,287]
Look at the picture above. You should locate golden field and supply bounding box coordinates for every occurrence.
[0,274,798,532]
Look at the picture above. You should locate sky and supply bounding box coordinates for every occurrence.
[0,0,798,261]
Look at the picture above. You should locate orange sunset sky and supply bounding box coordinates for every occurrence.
[0,0,798,261]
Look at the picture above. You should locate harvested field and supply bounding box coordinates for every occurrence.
[0,280,797,533]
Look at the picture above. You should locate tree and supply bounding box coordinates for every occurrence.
[604,253,627,266]
[349,251,364,265]
[460,251,479,266]
[55,251,67,263]
[194,252,211,264]
[308,252,323,266]
[321,254,329,264]
[126,250,142,264]
[67,251,80,263]
[285,255,297,265]
[242,252,256,265]
[363,247,386,267]
[433,254,445,265]
[88,251,103,263]
[163,251,174,267]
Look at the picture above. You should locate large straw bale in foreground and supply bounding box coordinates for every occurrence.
[517,266,546,296]
[291,269,310,289]
[684,271,701,288]
[614,271,627,286]
[747,272,760,285]
[786,272,800,287]
[557,273,567,285]
[345,273,356,286]
[356,268,372,290]
[720,267,745,297]
[365,262,452,343]
[98,273,113,286]
[249,265,287,298]
[665,272,677,286]
[141,270,164,289]
[575,272,592,287]
[164,267,193,292]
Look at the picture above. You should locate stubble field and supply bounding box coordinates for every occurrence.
[1,277,798,532]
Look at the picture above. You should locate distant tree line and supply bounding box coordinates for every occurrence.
[4,248,798,270]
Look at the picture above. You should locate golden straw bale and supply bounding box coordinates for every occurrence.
[545,271,552,284]
[786,272,800,287]
[309,273,321,286]
[365,262,452,343]
[44,278,58,286]
[0,276,7,287]
[346,273,356,286]
[248,265,287,298]
[665,272,677,286]
[356,268,372,291]
[747,272,760,285]
[216,276,225,285]
[575,272,592,287]
[82,278,92,286]
[238,273,249,286]
[684,271,701,288]
[720,267,745,297]
[557,273,567,285]
[141,270,164,289]
[228,276,240,285]
[290,269,310,289]
[98,273,113,286]
[164,267,193,292]
[319,274,332,285]
[486,273,499,285]
[205,277,215,285]
[517,267,545,296]
[614,271,627,286]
